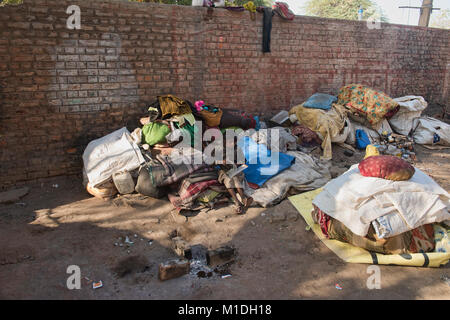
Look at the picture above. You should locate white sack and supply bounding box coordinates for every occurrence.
[83,127,145,187]
[389,96,427,135]
[412,116,450,146]
[312,164,450,237]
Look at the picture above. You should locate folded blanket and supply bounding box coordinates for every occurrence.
[169,179,219,210]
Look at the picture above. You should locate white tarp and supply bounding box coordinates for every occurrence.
[389,96,427,136]
[412,116,450,146]
[244,151,331,207]
[312,164,450,238]
[83,127,145,187]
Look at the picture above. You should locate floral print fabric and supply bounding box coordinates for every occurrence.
[337,84,399,125]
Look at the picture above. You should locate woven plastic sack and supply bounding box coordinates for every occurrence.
[358,155,415,181]
[390,96,427,135]
[83,127,145,187]
[412,116,450,146]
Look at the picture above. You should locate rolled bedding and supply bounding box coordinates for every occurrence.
[312,205,436,255]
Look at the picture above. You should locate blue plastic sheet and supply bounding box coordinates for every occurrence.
[237,136,295,187]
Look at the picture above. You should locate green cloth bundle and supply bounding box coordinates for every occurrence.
[141,122,171,146]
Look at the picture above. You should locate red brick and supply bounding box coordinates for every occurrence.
[158,259,190,281]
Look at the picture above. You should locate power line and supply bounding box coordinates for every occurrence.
[399,0,440,26]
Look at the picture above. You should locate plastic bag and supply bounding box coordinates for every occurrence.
[355,129,371,150]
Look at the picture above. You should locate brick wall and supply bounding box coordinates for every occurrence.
[0,0,449,188]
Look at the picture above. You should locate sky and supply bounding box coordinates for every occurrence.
[281,0,450,26]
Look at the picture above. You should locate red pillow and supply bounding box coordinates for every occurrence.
[358,155,415,181]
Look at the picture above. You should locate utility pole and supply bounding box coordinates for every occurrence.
[399,0,440,27]
[419,0,433,26]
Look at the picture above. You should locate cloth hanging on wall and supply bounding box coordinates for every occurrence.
[262,7,274,53]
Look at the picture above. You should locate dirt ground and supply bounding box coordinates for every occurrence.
[1,141,449,300]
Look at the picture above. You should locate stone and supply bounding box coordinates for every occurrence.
[286,211,299,222]
[343,150,354,157]
[206,246,236,267]
[269,210,286,223]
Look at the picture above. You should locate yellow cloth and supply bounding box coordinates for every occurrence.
[243,1,256,12]
[289,103,347,160]
[197,190,220,203]
[364,145,380,159]
[288,189,450,268]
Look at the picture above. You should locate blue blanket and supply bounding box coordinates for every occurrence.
[303,93,337,110]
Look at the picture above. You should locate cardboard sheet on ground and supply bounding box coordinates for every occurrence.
[288,189,450,268]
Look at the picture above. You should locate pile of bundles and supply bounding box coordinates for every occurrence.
[82,83,449,217]
[82,94,332,214]
[288,84,450,161]
[311,154,450,255]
